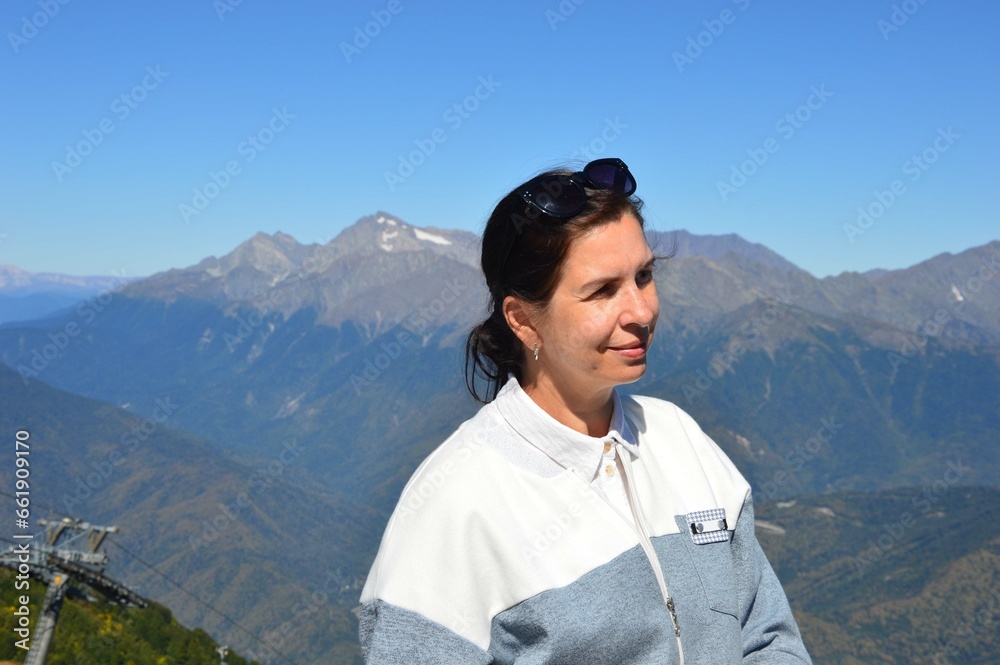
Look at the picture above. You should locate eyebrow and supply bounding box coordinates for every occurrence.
[579,256,657,292]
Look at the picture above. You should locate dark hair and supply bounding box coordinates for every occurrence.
[464,164,674,405]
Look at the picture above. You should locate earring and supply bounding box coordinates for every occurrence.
[533,342,539,361]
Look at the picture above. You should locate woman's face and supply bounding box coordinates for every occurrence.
[523,212,659,393]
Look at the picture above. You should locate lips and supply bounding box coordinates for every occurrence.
[609,340,648,350]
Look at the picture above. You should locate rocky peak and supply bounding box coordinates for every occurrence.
[208,231,316,281]
[329,212,479,267]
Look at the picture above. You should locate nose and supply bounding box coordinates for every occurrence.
[620,281,656,329]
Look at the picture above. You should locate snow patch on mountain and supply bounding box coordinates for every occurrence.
[414,228,451,245]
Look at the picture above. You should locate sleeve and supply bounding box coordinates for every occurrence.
[356,427,504,664]
[730,491,813,664]
[359,598,494,665]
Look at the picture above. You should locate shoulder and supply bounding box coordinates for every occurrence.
[359,407,551,648]
[622,391,705,425]
[364,405,536,573]
[622,392,691,422]
[389,414,499,524]
[621,391,750,501]
[621,392,720,450]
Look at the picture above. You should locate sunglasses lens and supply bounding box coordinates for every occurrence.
[526,175,586,218]
[584,160,636,195]
[520,159,635,220]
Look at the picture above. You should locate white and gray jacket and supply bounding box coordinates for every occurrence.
[359,373,812,664]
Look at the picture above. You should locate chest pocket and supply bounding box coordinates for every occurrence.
[673,514,740,620]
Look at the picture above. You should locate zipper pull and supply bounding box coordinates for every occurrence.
[666,597,680,637]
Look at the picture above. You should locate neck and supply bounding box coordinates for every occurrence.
[521,371,614,438]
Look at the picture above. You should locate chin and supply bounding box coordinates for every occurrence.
[604,364,646,384]
[622,365,646,384]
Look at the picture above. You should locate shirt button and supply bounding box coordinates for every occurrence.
[605,464,615,477]
[603,442,612,454]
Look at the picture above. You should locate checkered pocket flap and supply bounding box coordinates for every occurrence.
[685,507,729,544]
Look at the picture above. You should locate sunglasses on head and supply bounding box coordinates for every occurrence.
[519,157,637,220]
[497,158,637,280]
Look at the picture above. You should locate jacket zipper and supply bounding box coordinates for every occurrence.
[570,437,685,664]
[616,439,686,665]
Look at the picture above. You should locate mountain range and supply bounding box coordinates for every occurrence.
[0,264,137,325]
[1,211,997,663]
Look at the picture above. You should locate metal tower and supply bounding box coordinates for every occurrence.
[0,517,146,665]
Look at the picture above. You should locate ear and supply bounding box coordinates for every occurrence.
[502,294,539,352]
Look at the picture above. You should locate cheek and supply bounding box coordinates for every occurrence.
[586,311,618,344]
[563,309,613,349]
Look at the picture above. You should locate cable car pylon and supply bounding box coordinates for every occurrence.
[1,517,146,665]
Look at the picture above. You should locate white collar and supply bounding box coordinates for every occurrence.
[492,371,640,484]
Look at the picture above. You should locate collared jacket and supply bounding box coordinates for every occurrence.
[359,373,813,664]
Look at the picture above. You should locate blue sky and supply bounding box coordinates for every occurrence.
[2,0,996,279]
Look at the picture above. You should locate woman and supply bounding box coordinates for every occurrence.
[359,158,812,664]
